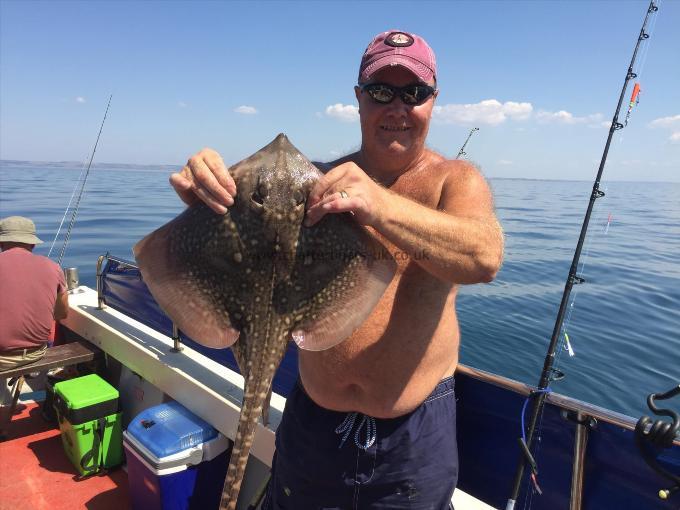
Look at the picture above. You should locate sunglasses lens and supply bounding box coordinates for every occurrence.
[402,86,433,105]
[362,84,434,105]
[365,84,395,104]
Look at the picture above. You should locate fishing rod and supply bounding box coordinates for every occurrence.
[456,127,479,159]
[55,94,113,267]
[505,2,659,509]
[47,157,89,259]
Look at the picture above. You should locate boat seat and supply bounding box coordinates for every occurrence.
[0,340,103,439]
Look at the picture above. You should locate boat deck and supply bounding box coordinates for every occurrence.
[0,401,128,510]
[1,398,494,510]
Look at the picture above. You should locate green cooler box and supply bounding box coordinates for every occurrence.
[53,373,123,476]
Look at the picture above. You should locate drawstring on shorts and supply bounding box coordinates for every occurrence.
[335,412,377,450]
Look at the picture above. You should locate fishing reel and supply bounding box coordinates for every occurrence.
[635,384,680,500]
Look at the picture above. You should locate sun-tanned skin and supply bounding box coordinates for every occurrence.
[170,65,504,419]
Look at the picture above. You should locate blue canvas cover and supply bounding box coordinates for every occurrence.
[455,371,680,509]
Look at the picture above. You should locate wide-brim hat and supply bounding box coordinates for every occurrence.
[0,216,43,244]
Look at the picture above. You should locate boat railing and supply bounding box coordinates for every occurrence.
[96,253,184,352]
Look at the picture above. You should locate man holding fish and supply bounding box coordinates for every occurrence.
[170,30,504,509]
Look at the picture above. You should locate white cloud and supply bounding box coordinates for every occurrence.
[497,159,513,165]
[670,132,680,144]
[501,101,533,120]
[433,99,532,126]
[586,115,607,128]
[178,101,188,108]
[234,105,258,115]
[649,115,680,128]
[75,97,86,103]
[536,110,603,126]
[536,110,574,123]
[325,103,359,123]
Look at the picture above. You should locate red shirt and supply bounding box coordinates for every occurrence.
[0,247,66,351]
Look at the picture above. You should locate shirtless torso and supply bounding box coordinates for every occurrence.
[301,149,469,418]
[173,30,504,509]
[171,70,503,423]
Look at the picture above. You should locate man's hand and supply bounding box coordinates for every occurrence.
[169,148,237,214]
[305,162,389,227]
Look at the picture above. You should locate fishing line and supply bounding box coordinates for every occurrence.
[519,191,612,510]
[55,94,113,267]
[524,206,615,502]
[517,2,659,505]
[507,3,660,508]
[556,189,610,362]
[525,195,613,510]
[616,0,659,142]
[634,0,660,82]
[536,0,660,413]
[520,384,558,510]
[534,194,610,440]
[47,157,89,259]
[517,205,608,510]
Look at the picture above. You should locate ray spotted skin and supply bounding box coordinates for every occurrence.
[134,134,395,510]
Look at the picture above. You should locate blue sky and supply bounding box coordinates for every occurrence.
[1,0,678,181]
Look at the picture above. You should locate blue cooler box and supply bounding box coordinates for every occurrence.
[123,401,231,510]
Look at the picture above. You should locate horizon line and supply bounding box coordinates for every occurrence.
[1,159,678,185]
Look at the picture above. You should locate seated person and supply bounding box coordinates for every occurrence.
[0,216,68,406]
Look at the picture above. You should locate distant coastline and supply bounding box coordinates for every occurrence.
[0,159,178,172]
[1,159,676,184]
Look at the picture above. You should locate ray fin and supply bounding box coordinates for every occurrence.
[230,340,248,379]
[134,204,243,349]
[278,213,396,351]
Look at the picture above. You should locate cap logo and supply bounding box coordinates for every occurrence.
[385,32,413,47]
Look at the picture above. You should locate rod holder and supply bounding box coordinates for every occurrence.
[64,267,80,292]
[171,324,183,352]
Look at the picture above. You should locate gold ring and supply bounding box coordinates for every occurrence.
[339,190,349,199]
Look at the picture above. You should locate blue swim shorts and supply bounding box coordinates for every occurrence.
[262,376,458,510]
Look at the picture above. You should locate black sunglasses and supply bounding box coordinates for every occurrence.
[360,83,436,105]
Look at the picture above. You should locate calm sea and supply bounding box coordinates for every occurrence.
[1,163,678,419]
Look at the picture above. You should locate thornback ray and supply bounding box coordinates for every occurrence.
[133,133,396,510]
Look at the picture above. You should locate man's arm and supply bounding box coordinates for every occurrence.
[170,149,504,285]
[375,161,503,283]
[54,291,69,320]
[305,160,504,285]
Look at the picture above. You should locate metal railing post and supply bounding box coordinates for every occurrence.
[171,324,183,352]
[96,254,107,309]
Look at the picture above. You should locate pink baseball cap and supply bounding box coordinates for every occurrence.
[359,30,437,84]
